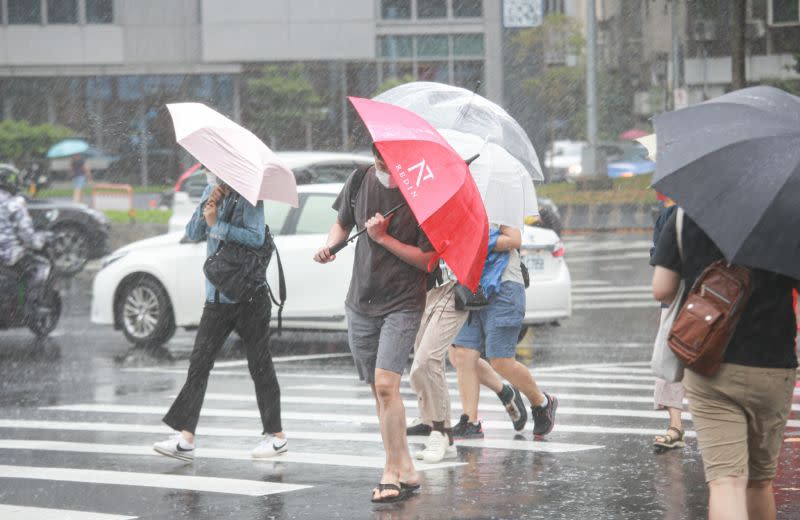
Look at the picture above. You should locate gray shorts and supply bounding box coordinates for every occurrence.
[345,305,423,384]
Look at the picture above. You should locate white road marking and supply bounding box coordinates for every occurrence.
[570,280,611,286]
[567,252,651,263]
[572,302,658,310]
[0,440,463,470]
[577,367,654,374]
[214,353,353,368]
[572,295,655,302]
[534,343,650,349]
[291,380,657,392]
[571,286,652,293]
[0,464,308,497]
[0,504,136,520]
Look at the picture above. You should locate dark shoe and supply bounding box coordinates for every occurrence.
[532,393,558,436]
[499,384,528,432]
[406,420,432,437]
[452,414,484,439]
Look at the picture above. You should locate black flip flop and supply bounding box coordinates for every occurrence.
[370,483,409,503]
[400,482,420,491]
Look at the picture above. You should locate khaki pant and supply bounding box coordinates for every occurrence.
[683,363,796,482]
[409,282,468,428]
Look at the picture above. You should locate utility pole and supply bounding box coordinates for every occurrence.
[585,0,598,178]
[731,0,747,90]
[671,0,680,109]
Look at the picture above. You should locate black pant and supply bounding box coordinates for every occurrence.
[163,297,282,435]
[13,253,50,310]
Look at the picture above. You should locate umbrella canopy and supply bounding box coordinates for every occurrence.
[375,81,543,181]
[349,96,489,291]
[619,128,649,141]
[439,129,538,229]
[167,102,298,207]
[652,85,800,279]
[636,133,657,160]
[47,139,89,159]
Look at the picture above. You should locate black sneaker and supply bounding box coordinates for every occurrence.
[452,414,484,439]
[532,393,558,436]
[406,420,432,437]
[499,384,528,432]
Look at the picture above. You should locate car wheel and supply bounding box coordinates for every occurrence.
[51,224,90,276]
[534,206,563,237]
[27,289,61,338]
[117,276,176,348]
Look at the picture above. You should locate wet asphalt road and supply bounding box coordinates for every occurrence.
[0,233,797,520]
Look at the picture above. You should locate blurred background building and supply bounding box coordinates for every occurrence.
[0,0,798,184]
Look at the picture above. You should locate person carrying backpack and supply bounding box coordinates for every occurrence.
[652,210,798,520]
[153,176,286,462]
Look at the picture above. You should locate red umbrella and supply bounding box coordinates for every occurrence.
[348,96,488,291]
[619,128,649,141]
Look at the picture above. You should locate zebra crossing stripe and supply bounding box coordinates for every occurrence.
[0,504,136,520]
[0,464,309,497]
[0,440,464,470]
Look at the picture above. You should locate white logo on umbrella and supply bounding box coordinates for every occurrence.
[408,158,435,186]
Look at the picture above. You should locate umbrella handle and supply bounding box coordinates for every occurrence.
[328,202,407,256]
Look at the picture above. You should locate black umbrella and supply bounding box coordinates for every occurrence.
[652,86,800,279]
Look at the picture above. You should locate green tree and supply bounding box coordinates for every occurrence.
[0,119,75,165]
[244,65,324,149]
[373,74,415,97]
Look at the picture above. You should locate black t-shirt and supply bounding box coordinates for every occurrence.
[652,211,799,369]
[333,166,433,317]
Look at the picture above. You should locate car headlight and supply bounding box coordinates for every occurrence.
[101,250,129,269]
[567,163,583,176]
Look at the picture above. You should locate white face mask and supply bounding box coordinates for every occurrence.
[375,168,397,189]
[205,171,218,185]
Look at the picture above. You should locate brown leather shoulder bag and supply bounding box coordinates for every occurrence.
[668,261,752,376]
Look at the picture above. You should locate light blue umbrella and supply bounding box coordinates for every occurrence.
[46,139,90,159]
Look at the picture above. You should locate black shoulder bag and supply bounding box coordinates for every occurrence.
[203,194,286,330]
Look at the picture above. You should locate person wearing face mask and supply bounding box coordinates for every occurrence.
[314,144,435,503]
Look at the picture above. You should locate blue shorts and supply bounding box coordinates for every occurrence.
[73,175,87,190]
[453,281,525,359]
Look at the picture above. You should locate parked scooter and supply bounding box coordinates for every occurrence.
[0,237,62,337]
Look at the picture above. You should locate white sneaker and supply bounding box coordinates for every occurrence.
[415,431,455,463]
[252,435,288,458]
[153,433,194,462]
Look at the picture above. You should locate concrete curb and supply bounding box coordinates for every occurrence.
[561,202,655,231]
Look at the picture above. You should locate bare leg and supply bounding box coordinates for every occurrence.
[708,477,748,520]
[476,357,504,393]
[667,407,682,430]
[371,369,418,501]
[181,430,194,444]
[746,479,776,520]
[489,358,545,407]
[449,346,481,422]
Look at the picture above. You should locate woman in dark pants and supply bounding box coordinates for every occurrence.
[153,179,286,462]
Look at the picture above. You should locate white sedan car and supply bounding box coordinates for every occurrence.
[91,184,571,347]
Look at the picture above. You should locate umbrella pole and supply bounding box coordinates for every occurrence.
[329,202,407,255]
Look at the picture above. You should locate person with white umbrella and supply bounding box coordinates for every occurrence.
[153,103,298,462]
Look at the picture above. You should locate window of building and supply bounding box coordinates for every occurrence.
[47,0,78,24]
[381,62,414,82]
[453,61,484,91]
[453,34,484,56]
[771,0,800,24]
[417,62,450,83]
[379,35,413,58]
[86,0,114,23]
[381,0,411,19]
[416,35,449,58]
[453,0,482,17]
[8,0,42,24]
[418,0,447,18]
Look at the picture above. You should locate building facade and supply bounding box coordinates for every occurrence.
[0,0,513,183]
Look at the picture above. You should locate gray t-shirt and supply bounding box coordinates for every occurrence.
[334,166,433,317]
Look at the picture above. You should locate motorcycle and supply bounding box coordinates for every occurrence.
[0,238,62,338]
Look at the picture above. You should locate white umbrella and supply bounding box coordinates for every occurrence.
[636,133,657,160]
[167,102,299,207]
[439,129,538,229]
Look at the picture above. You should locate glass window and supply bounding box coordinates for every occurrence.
[453,34,484,56]
[381,0,411,19]
[47,0,78,24]
[453,61,484,91]
[294,195,337,235]
[381,62,414,83]
[264,201,293,235]
[379,36,413,59]
[416,35,449,58]
[417,61,450,83]
[453,0,483,17]
[418,0,447,18]
[772,0,799,23]
[8,0,42,24]
[86,0,113,23]
[312,163,359,184]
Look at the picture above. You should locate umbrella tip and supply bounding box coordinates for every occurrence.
[465,153,480,165]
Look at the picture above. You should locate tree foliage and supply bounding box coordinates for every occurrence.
[244,65,324,148]
[373,74,415,97]
[0,120,75,164]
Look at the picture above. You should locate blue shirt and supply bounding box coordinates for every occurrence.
[480,228,510,298]
[185,184,265,304]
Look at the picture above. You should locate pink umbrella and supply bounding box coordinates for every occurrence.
[167,102,299,207]
[619,128,650,141]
